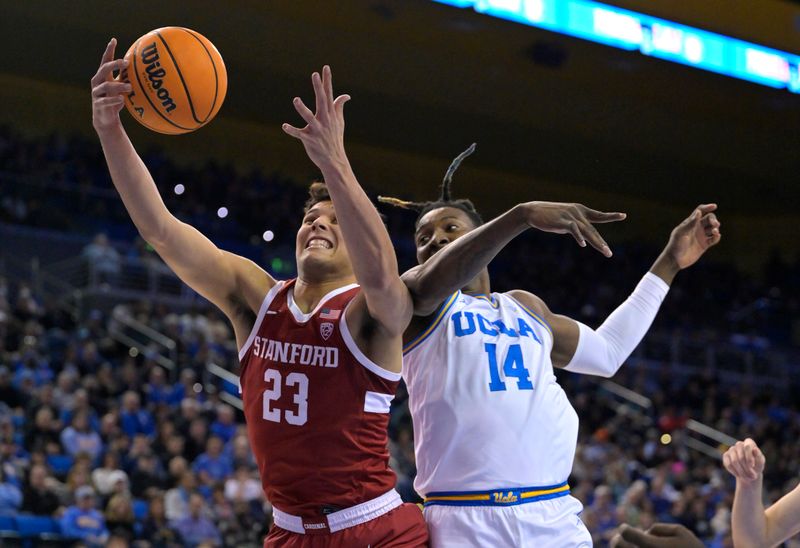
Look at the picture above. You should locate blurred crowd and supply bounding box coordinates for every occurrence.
[1,127,799,546]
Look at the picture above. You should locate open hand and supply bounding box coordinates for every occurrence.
[610,523,704,548]
[282,65,351,172]
[723,438,765,484]
[91,38,131,132]
[664,204,721,270]
[520,201,626,257]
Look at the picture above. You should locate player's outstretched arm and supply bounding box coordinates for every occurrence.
[404,201,626,316]
[91,39,274,330]
[724,438,800,547]
[541,204,722,373]
[283,66,411,336]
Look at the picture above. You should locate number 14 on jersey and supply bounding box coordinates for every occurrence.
[485,343,533,392]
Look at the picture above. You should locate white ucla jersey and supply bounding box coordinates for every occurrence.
[403,291,579,496]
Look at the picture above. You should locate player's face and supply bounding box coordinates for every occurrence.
[296,201,353,277]
[414,207,477,264]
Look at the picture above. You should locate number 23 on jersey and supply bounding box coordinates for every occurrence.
[263,369,309,425]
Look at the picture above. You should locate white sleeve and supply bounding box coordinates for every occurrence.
[564,272,670,377]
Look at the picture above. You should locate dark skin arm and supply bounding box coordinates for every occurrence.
[610,523,704,548]
[403,201,626,317]
[510,204,721,367]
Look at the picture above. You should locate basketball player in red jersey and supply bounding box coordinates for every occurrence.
[91,39,427,546]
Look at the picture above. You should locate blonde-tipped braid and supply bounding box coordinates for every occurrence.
[378,143,483,228]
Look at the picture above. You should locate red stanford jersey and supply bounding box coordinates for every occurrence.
[238,279,400,517]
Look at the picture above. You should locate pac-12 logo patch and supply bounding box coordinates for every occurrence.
[320,322,334,341]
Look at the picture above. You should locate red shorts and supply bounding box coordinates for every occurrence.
[264,503,429,547]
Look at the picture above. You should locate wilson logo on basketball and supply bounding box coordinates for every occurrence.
[140,42,177,113]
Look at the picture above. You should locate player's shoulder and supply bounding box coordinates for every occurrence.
[502,289,551,317]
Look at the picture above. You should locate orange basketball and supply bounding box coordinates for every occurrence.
[119,27,227,135]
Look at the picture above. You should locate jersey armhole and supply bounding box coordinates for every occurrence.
[340,300,402,382]
[403,291,460,355]
[237,281,285,361]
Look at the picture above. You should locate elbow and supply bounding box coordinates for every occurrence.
[138,218,177,249]
[404,276,442,317]
[410,290,442,317]
[358,262,400,293]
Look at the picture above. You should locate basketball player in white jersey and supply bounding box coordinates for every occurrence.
[381,144,722,547]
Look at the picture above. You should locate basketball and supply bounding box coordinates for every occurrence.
[119,27,227,135]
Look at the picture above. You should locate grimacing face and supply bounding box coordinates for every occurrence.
[295,201,353,278]
[414,206,479,264]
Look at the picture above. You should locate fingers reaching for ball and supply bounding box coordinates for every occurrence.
[91,39,129,132]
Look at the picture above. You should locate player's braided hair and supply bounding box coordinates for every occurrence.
[378,143,483,228]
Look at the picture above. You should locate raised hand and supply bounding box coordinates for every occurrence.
[664,203,721,270]
[282,65,351,172]
[520,201,626,257]
[610,523,704,548]
[723,438,766,484]
[90,38,131,132]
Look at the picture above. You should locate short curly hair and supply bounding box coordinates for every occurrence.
[303,181,330,213]
[303,181,389,225]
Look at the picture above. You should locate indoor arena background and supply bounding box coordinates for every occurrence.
[0,1,799,546]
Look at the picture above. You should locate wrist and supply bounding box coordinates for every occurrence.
[736,475,763,489]
[93,121,124,139]
[511,202,536,230]
[317,151,352,181]
[650,251,680,285]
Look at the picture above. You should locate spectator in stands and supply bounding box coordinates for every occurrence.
[169,369,199,407]
[24,406,62,454]
[144,366,171,407]
[184,417,209,462]
[94,363,123,404]
[0,366,24,411]
[21,463,61,515]
[589,484,618,545]
[60,411,104,462]
[229,433,255,469]
[209,405,236,443]
[53,370,79,412]
[104,492,135,543]
[160,435,186,471]
[59,485,109,547]
[0,467,22,514]
[82,233,121,285]
[171,492,222,547]
[119,391,155,438]
[129,453,166,498]
[12,283,43,320]
[138,491,181,546]
[224,465,262,504]
[192,435,233,486]
[165,470,195,521]
[65,455,93,495]
[175,397,201,436]
[209,483,234,523]
[91,452,128,497]
[60,388,100,432]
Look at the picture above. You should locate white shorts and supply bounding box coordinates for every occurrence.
[424,494,591,548]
